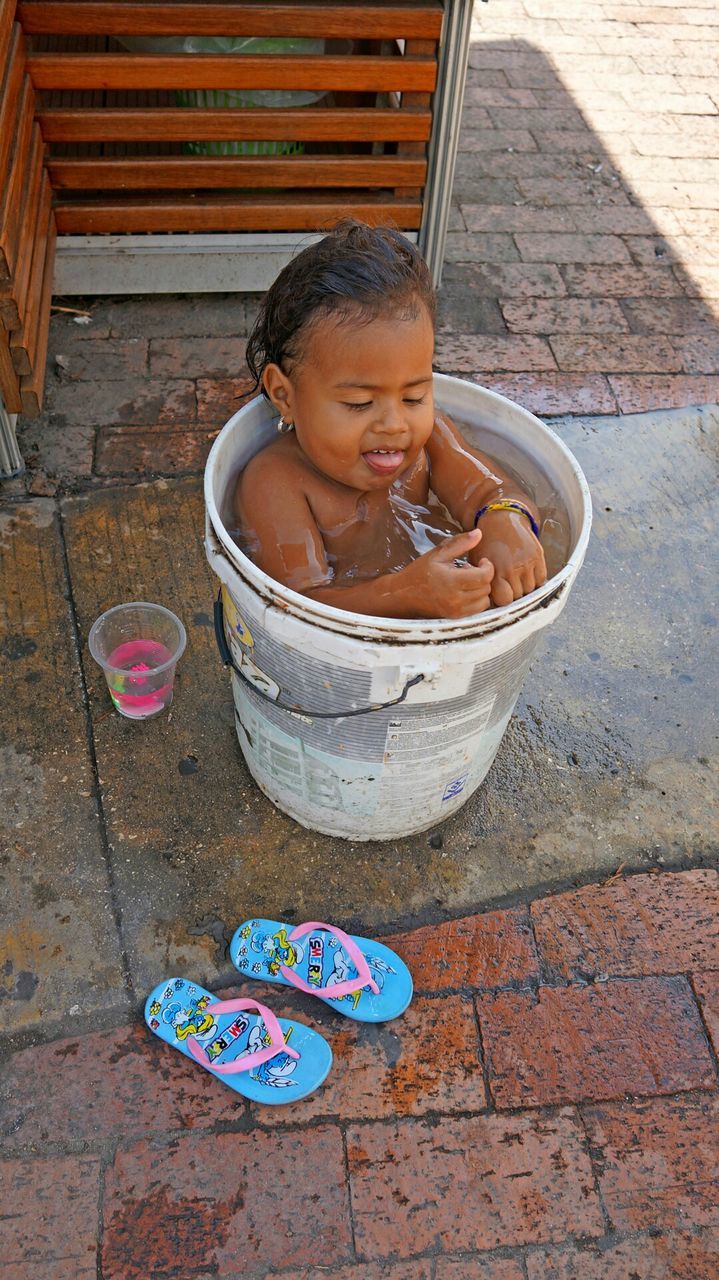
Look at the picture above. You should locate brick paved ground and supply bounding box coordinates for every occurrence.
[1,868,718,1278]
[10,0,719,491]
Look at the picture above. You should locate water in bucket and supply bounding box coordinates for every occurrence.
[226,417,572,587]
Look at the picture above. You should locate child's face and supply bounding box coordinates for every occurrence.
[270,303,435,491]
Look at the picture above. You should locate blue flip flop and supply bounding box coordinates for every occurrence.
[144,977,332,1104]
[229,918,414,1023]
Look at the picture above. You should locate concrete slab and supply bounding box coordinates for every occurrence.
[0,501,128,1039]
[59,403,718,1002]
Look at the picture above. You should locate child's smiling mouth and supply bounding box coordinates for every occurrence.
[362,448,406,476]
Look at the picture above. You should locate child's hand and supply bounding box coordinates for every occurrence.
[472,510,547,606]
[398,529,494,618]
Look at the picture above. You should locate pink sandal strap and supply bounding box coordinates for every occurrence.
[187,997,299,1075]
[279,920,380,998]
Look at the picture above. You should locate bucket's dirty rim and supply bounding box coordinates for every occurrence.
[204,375,592,642]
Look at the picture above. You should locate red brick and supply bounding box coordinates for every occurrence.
[444,232,520,264]
[196,374,258,425]
[464,86,539,108]
[464,68,514,89]
[627,179,719,208]
[608,373,719,412]
[260,994,486,1125]
[692,972,719,1057]
[675,332,719,373]
[44,377,197,426]
[472,152,610,179]
[458,129,539,153]
[502,298,628,334]
[477,372,618,415]
[570,206,683,235]
[550,335,682,371]
[504,63,573,89]
[489,106,588,133]
[467,48,566,77]
[535,129,626,155]
[634,131,719,157]
[457,106,493,130]
[437,1258,525,1280]
[347,1110,602,1258]
[95,427,217,476]
[462,205,576,234]
[0,1155,100,1280]
[269,1263,432,1280]
[562,264,685,296]
[515,234,631,264]
[478,977,716,1109]
[516,180,631,208]
[0,1022,248,1152]
[582,1094,719,1232]
[434,334,556,373]
[584,107,715,131]
[472,263,568,299]
[674,208,719,235]
[527,1230,719,1280]
[390,906,539,992]
[674,263,719,296]
[531,870,719,980]
[624,235,687,266]
[102,1127,352,1278]
[48,336,148,381]
[149,335,247,379]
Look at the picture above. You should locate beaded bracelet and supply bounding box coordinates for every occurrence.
[474,499,540,537]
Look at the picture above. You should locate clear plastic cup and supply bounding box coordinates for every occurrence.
[88,602,186,720]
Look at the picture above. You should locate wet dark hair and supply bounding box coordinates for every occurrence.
[245,219,436,397]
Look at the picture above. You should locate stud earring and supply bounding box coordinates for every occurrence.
[277,415,294,434]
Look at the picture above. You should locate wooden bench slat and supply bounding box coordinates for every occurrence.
[28,53,438,93]
[0,133,46,333]
[0,4,16,74]
[10,202,54,373]
[54,193,423,233]
[0,331,23,413]
[48,154,427,190]
[20,218,57,414]
[0,79,36,282]
[38,105,432,142]
[0,28,27,187]
[19,3,444,40]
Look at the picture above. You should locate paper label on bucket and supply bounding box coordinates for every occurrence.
[234,691,382,818]
[222,585,254,650]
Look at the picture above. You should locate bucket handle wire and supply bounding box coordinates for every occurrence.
[213,592,425,720]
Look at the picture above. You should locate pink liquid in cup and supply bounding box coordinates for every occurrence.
[106,638,174,719]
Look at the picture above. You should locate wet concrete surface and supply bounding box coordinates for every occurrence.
[0,501,128,1038]
[1,404,717,1044]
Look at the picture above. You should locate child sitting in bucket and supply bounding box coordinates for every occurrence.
[234,219,547,619]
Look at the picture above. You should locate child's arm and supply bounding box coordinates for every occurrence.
[305,528,494,619]
[426,413,547,606]
[235,451,495,619]
[234,452,331,594]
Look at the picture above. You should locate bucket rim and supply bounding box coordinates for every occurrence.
[204,373,592,641]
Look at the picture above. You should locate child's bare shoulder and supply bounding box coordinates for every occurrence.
[234,437,322,531]
[237,436,306,497]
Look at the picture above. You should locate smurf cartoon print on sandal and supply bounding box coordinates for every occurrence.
[230,919,413,1023]
[144,978,332,1104]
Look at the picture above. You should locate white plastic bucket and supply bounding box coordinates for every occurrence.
[204,374,592,840]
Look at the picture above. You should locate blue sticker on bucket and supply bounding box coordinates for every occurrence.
[442,774,468,802]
